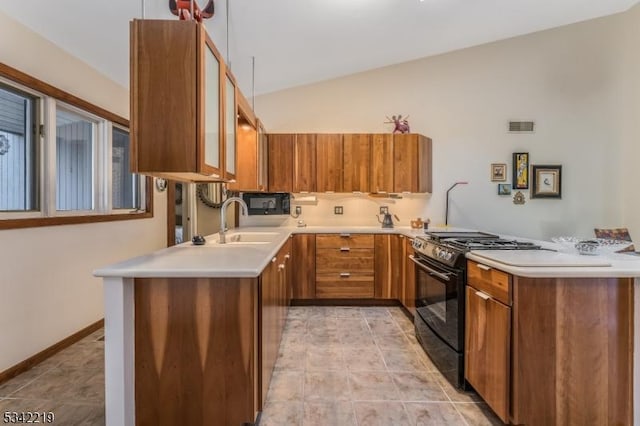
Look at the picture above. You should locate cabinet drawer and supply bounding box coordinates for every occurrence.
[316,248,374,272]
[316,234,374,249]
[316,273,374,298]
[467,261,512,305]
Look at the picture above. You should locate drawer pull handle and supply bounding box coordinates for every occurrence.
[271,257,277,263]
[340,272,351,278]
[340,233,351,238]
[475,291,491,301]
[285,254,291,259]
[278,264,285,271]
[340,247,350,252]
[477,264,492,271]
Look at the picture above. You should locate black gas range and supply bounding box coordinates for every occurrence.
[410,231,540,389]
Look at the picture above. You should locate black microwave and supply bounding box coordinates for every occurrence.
[242,193,291,215]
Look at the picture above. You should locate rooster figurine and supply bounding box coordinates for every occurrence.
[169,0,214,22]
[385,114,410,134]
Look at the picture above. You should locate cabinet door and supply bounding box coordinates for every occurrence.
[465,286,510,423]
[292,234,316,299]
[370,134,394,193]
[260,257,278,405]
[257,121,268,191]
[131,20,199,175]
[374,234,403,299]
[343,134,371,193]
[316,134,343,192]
[200,30,223,177]
[393,134,432,193]
[267,134,294,192]
[223,71,237,180]
[293,134,316,193]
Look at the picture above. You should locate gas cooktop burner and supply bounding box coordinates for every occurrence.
[444,238,541,251]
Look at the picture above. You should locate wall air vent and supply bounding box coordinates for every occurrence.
[508,121,535,133]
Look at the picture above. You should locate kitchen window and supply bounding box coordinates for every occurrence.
[0,64,152,229]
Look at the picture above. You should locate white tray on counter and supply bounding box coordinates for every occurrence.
[470,249,612,267]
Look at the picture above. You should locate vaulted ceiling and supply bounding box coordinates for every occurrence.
[1,0,637,97]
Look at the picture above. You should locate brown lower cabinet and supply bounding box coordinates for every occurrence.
[374,234,404,299]
[260,240,291,406]
[315,234,375,298]
[465,260,633,425]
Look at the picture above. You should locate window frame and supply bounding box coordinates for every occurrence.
[0,63,153,230]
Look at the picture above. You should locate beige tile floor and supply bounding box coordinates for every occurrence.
[0,306,501,425]
[260,306,502,426]
[0,329,105,425]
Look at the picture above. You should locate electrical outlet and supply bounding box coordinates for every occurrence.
[334,206,343,215]
[379,206,389,215]
[295,206,302,215]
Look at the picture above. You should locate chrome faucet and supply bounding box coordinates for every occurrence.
[219,197,249,244]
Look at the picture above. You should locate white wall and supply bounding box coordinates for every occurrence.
[619,4,640,240]
[256,7,640,241]
[0,12,166,372]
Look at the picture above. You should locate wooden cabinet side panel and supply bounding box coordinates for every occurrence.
[512,277,633,426]
[292,234,316,299]
[343,134,371,192]
[316,134,343,192]
[370,134,394,193]
[134,277,257,426]
[293,134,317,192]
[132,20,197,173]
[464,286,510,423]
[403,237,416,315]
[267,134,294,192]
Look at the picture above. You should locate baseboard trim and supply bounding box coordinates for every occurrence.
[291,299,402,307]
[0,319,104,385]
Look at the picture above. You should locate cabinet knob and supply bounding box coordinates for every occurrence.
[339,272,351,278]
[271,257,277,263]
[285,254,291,259]
[477,264,492,271]
[340,247,351,252]
[278,264,285,271]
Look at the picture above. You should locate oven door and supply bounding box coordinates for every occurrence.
[411,254,464,351]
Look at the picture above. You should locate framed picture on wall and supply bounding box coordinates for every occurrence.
[512,152,529,189]
[491,163,507,181]
[498,184,511,195]
[531,165,562,198]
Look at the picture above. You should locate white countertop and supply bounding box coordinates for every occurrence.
[94,225,640,279]
[467,250,640,278]
[93,225,435,279]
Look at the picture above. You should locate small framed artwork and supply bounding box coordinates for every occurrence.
[491,163,507,181]
[498,184,511,195]
[531,165,562,198]
[512,152,529,189]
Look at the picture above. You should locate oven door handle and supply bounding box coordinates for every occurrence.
[409,255,452,282]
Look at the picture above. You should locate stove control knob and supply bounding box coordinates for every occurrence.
[445,252,453,261]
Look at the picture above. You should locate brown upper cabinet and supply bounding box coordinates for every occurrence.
[343,134,371,193]
[228,93,268,192]
[316,134,343,192]
[393,134,432,193]
[130,20,244,182]
[293,134,317,193]
[267,134,294,192]
[371,134,394,193]
[265,133,431,194]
